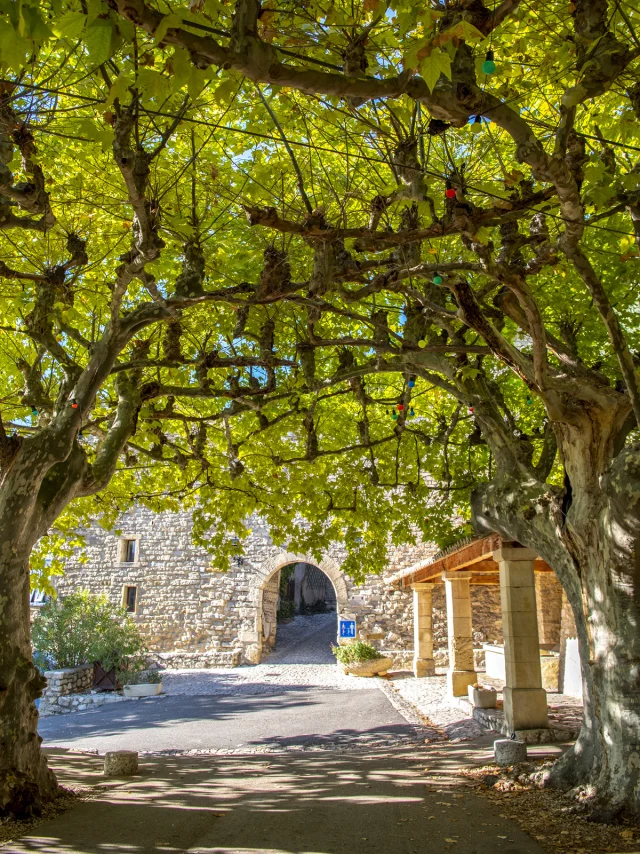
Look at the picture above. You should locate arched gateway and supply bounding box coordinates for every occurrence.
[243,552,349,664]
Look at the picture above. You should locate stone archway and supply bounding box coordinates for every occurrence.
[243,552,349,664]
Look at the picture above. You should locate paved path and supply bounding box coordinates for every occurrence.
[158,614,377,698]
[5,744,549,854]
[265,611,337,663]
[39,613,432,754]
[39,687,426,754]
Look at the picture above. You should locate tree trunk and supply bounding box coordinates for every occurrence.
[0,439,89,817]
[0,545,59,816]
[472,432,640,819]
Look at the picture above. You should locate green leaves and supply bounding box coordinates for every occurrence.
[420,48,451,92]
[153,12,181,45]
[85,17,114,65]
[54,11,87,39]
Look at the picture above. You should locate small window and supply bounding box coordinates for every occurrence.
[122,539,136,563]
[124,586,137,613]
[30,590,48,606]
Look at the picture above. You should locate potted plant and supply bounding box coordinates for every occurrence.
[119,666,163,698]
[332,640,393,677]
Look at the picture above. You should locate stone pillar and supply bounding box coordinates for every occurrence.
[411,583,436,677]
[494,547,548,731]
[443,571,477,696]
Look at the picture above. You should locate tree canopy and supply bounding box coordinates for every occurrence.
[2,0,638,586]
[1,0,640,818]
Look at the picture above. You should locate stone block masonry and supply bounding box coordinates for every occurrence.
[48,507,507,667]
[38,664,130,716]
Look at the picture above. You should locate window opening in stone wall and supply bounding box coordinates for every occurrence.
[124,586,137,613]
[122,539,137,563]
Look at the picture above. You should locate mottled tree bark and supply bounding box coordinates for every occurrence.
[0,444,64,818]
[472,403,640,819]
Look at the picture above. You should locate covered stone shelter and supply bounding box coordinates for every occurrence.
[395,534,581,735]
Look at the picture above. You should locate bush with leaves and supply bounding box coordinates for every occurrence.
[118,665,161,686]
[332,640,383,665]
[32,590,144,672]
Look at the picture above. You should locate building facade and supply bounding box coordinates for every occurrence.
[46,506,511,668]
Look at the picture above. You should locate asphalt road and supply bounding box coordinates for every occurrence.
[10,745,548,854]
[39,687,421,753]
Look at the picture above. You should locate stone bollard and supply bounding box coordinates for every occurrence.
[494,738,527,766]
[104,750,138,776]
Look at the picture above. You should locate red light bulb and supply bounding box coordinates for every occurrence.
[445,188,456,199]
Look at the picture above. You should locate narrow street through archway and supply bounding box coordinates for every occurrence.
[265,612,337,664]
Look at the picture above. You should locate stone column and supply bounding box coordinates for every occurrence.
[494,546,548,730]
[443,571,477,696]
[411,583,436,677]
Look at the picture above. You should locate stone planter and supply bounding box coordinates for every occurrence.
[342,656,393,677]
[468,685,497,709]
[123,682,163,698]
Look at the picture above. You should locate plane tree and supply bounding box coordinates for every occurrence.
[0,0,639,822]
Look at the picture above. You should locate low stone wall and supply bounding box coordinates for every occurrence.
[39,691,127,717]
[39,664,95,716]
[148,649,241,669]
[42,665,93,698]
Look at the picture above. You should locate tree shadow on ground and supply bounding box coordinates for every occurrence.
[8,744,545,854]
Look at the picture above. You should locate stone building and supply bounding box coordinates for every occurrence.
[45,506,508,668]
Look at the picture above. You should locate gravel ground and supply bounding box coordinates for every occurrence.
[162,614,380,697]
[389,670,488,741]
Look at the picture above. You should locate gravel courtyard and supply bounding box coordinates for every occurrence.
[161,613,377,697]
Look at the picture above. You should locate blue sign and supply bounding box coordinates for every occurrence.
[339,619,356,638]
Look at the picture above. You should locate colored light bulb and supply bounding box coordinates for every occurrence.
[392,412,398,420]
[409,408,415,417]
[397,404,404,411]
[482,50,496,75]
[418,340,427,348]
[468,406,474,413]
[71,399,79,409]
[408,379,415,388]
[471,115,483,133]
[31,406,38,415]
[526,396,532,405]
[445,188,456,199]
[433,274,443,285]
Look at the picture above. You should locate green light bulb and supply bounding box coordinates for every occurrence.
[482,50,496,75]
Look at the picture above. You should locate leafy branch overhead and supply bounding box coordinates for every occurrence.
[1,0,640,819]
[0,0,635,565]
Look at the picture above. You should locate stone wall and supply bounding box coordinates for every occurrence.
[261,570,280,650]
[558,590,582,696]
[39,665,94,715]
[47,507,531,669]
[43,665,93,697]
[49,508,432,666]
[535,573,563,646]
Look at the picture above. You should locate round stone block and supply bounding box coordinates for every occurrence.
[104,750,138,776]
[494,738,527,766]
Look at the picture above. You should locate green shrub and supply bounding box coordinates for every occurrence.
[32,590,144,672]
[277,599,295,622]
[332,640,383,665]
[118,666,162,685]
